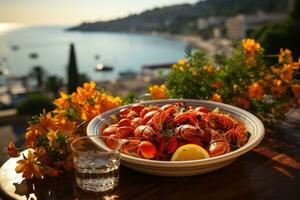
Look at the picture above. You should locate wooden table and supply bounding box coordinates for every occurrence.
[1,110,300,200]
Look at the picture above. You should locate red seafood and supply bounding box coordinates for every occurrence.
[102,103,250,161]
[207,128,231,157]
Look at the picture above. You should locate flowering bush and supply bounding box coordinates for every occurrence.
[8,82,122,178]
[167,39,300,121]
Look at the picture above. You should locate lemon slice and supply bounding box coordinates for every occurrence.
[171,144,210,161]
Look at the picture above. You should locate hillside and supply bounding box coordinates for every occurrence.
[68,0,289,33]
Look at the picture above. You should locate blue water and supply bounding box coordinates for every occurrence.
[0,25,188,81]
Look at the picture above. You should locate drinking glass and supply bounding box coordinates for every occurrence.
[71,135,121,192]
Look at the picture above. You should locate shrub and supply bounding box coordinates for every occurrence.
[167,39,300,121]
[17,93,55,116]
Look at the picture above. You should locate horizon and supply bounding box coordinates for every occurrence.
[0,0,199,26]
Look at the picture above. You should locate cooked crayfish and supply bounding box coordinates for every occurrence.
[102,103,250,160]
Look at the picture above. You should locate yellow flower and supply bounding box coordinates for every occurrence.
[211,93,222,102]
[15,150,42,179]
[278,48,293,64]
[47,130,57,142]
[233,84,239,92]
[273,79,282,87]
[177,59,188,65]
[248,82,264,100]
[7,142,20,157]
[149,84,168,100]
[280,64,293,83]
[242,38,261,66]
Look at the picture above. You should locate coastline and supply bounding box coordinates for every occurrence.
[151,32,233,56]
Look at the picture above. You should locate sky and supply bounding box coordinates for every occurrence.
[0,0,199,25]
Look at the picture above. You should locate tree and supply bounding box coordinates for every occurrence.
[78,73,90,86]
[67,43,79,94]
[252,0,300,58]
[30,66,46,89]
[46,75,63,98]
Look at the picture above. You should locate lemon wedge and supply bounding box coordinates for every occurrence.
[171,144,210,161]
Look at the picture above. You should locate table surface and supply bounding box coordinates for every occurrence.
[1,109,300,200]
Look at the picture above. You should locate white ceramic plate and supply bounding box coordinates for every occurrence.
[87,99,264,177]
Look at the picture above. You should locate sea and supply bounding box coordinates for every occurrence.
[0,23,188,81]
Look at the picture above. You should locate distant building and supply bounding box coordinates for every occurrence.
[226,15,246,40]
[213,27,221,38]
[197,16,225,30]
[226,12,287,40]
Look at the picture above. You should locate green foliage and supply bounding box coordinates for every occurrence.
[67,43,79,94]
[166,40,299,121]
[252,0,300,58]
[167,50,217,99]
[17,93,55,116]
[122,92,138,105]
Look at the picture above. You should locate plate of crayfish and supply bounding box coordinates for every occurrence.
[87,99,264,176]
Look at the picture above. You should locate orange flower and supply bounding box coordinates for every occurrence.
[38,112,56,132]
[271,85,286,98]
[72,81,97,105]
[54,92,71,110]
[149,84,168,99]
[7,142,20,157]
[280,64,293,83]
[212,82,222,89]
[15,150,42,179]
[248,82,264,100]
[235,96,249,109]
[293,57,300,69]
[278,48,293,64]
[242,38,261,66]
[204,65,215,74]
[258,79,268,88]
[24,127,38,148]
[211,93,222,102]
[54,117,76,133]
[292,84,300,98]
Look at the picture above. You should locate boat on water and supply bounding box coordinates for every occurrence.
[29,53,38,59]
[11,45,19,51]
[119,70,137,79]
[95,63,114,72]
